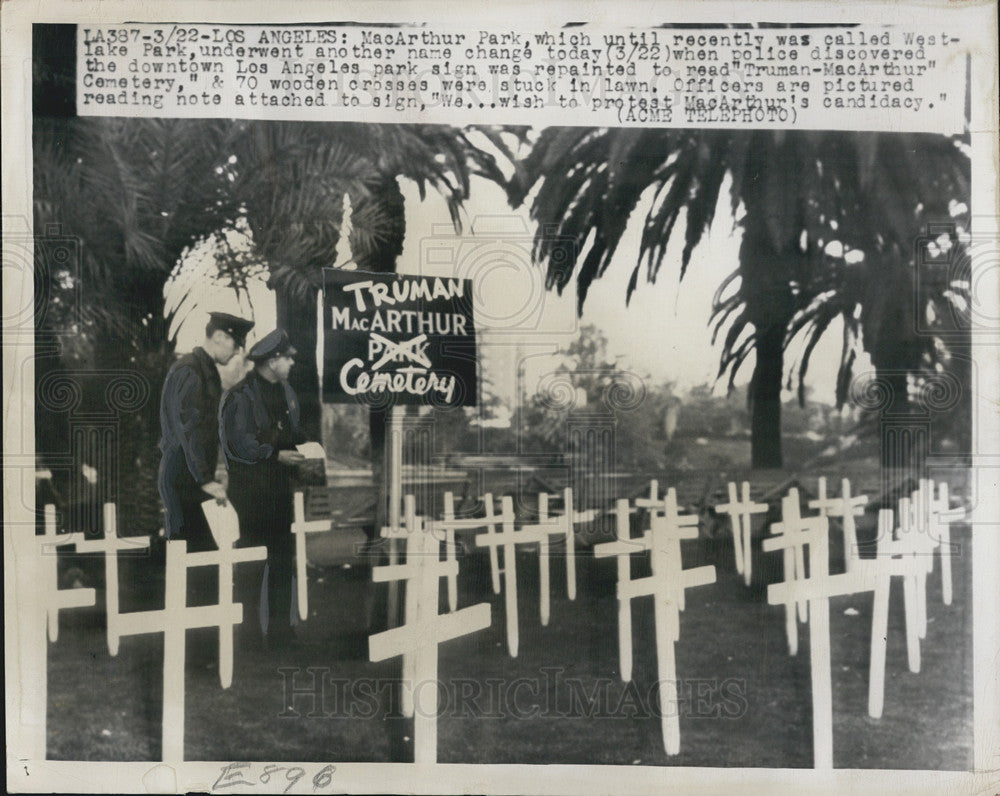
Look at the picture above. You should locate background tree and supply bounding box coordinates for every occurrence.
[33,117,242,365]
[505,128,969,468]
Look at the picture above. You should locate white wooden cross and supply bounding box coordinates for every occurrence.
[198,500,269,686]
[594,489,715,755]
[369,497,491,764]
[930,481,963,606]
[474,496,549,657]
[107,537,266,761]
[764,509,877,769]
[39,504,96,643]
[291,491,331,622]
[634,478,664,514]
[593,499,641,682]
[72,503,150,654]
[898,491,941,646]
[911,479,943,568]
[866,507,928,718]
[715,481,768,586]
[516,502,560,629]
[766,489,816,655]
[910,478,961,606]
[808,477,869,572]
[434,491,502,609]
[538,488,598,602]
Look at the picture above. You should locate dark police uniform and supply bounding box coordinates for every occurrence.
[220,331,303,644]
[157,313,252,552]
[158,346,225,552]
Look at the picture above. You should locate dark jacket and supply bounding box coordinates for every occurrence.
[157,347,222,537]
[219,370,303,542]
[219,370,301,465]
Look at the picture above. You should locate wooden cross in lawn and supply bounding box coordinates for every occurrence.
[291,491,331,622]
[808,477,868,572]
[634,478,664,514]
[897,492,939,645]
[39,504,96,643]
[515,498,561,629]
[198,500,270,686]
[473,496,549,657]
[715,481,768,586]
[435,491,502,610]
[594,489,715,755]
[930,481,963,606]
[369,494,491,764]
[909,478,961,607]
[764,506,880,769]
[104,535,266,760]
[766,489,816,655]
[68,503,150,653]
[542,488,599,601]
[866,507,929,718]
[593,499,642,682]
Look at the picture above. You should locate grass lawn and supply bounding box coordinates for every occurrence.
[47,507,973,769]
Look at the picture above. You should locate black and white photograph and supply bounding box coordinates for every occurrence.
[4,2,999,793]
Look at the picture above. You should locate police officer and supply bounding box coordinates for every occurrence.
[158,312,254,553]
[220,329,306,649]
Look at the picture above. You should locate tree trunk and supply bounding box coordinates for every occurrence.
[883,369,910,415]
[877,368,923,472]
[750,322,784,469]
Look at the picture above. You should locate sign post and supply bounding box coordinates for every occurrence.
[387,406,405,629]
[321,269,478,632]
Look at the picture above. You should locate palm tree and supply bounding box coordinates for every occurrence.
[505,128,969,468]
[33,116,242,364]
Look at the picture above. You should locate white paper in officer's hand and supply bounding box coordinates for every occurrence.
[296,441,326,459]
[201,499,241,548]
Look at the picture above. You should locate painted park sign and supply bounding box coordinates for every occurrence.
[321,269,477,407]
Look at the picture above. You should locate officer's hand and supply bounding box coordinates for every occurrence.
[277,450,306,466]
[202,481,228,504]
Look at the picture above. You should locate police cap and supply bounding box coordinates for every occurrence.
[248,329,298,362]
[207,312,254,348]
